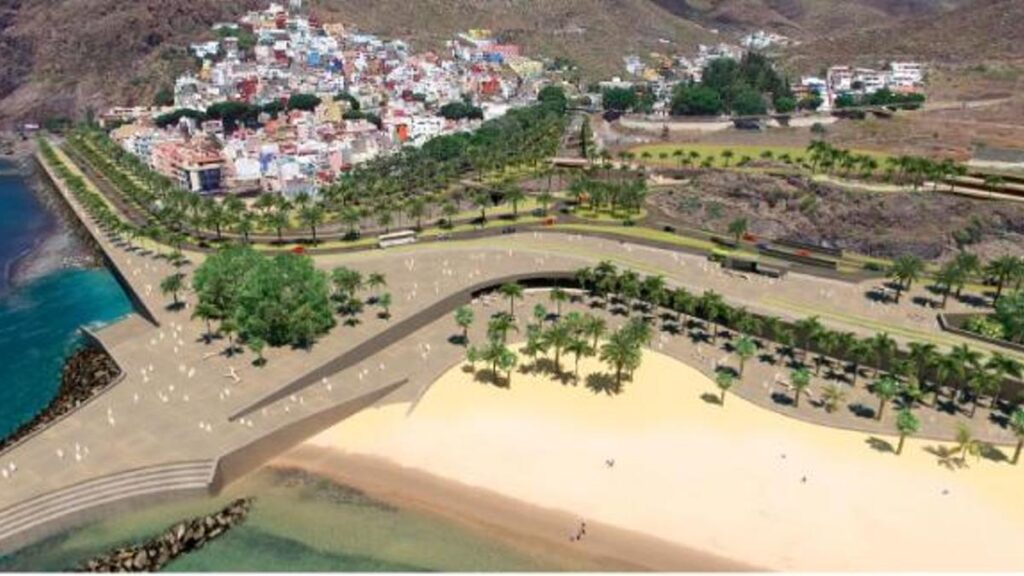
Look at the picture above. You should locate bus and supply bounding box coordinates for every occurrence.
[378,230,418,249]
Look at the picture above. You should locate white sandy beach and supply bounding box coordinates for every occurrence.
[289,350,1024,571]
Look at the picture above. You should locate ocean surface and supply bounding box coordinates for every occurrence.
[0,159,132,439]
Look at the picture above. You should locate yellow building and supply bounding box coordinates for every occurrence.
[507,56,543,79]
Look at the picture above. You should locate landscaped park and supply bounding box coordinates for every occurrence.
[5,90,1024,568]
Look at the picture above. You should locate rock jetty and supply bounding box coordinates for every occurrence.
[0,345,120,454]
[79,498,253,572]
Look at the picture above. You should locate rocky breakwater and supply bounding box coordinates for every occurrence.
[0,345,120,454]
[79,498,253,572]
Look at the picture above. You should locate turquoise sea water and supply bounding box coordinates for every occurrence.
[0,162,132,439]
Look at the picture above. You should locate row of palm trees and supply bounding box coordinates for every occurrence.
[574,261,1024,424]
[450,270,1024,463]
[807,141,971,191]
[66,103,566,246]
[888,251,1024,308]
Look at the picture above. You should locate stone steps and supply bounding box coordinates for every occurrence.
[0,460,216,546]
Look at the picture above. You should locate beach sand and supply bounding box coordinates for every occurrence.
[279,350,1024,571]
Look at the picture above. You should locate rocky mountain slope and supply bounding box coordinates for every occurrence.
[0,0,1017,125]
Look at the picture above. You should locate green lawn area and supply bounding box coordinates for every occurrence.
[571,207,647,223]
[629,143,891,169]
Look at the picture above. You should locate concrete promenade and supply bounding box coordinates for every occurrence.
[0,148,1009,554]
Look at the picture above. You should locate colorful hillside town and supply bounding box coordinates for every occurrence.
[101,2,546,196]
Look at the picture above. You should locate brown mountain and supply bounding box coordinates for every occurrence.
[785,0,1024,70]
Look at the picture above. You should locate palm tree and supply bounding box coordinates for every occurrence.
[954,422,981,464]
[721,149,735,167]
[966,369,1000,418]
[455,306,475,344]
[499,282,524,316]
[887,255,924,303]
[984,352,1021,409]
[872,375,900,421]
[793,316,823,365]
[868,332,897,375]
[487,312,519,344]
[1009,408,1024,465]
[699,291,726,344]
[952,251,980,297]
[472,190,491,222]
[366,273,387,300]
[566,336,594,381]
[790,367,811,408]
[947,343,983,402]
[496,346,518,386]
[504,185,527,220]
[537,191,554,216]
[299,202,326,243]
[895,409,920,455]
[821,384,847,414]
[907,342,938,391]
[582,314,607,349]
[985,255,1022,302]
[600,330,641,387]
[544,322,573,375]
[376,292,392,319]
[727,217,748,243]
[546,287,568,317]
[715,369,736,406]
[160,272,185,308]
[934,262,962,308]
[734,335,757,377]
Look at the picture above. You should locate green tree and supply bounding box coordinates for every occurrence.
[1010,408,1024,465]
[887,255,925,304]
[727,217,748,243]
[790,367,811,408]
[160,272,185,308]
[377,292,393,320]
[455,306,475,344]
[670,84,723,116]
[248,336,267,367]
[500,282,524,316]
[715,368,736,406]
[872,376,900,421]
[734,335,757,377]
[994,291,1024,343]
[895,409,920,455]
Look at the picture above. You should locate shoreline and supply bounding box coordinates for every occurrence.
[1,142,101,291]
[272,446,754,572]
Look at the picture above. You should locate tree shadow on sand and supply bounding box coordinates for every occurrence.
[473,368,510,389]
[585,372,623,396]
[866,437,894,454]
[700,392,722,406]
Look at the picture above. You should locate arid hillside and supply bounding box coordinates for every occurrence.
[785,0,1024,70]
[0,0,1019,126]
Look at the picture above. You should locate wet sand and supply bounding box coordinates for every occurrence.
[273,448,751,572]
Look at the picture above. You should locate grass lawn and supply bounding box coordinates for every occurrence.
[571,207,647,223]
[629,143,892,170]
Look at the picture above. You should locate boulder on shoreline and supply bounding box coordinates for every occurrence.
[78,498,253,572]
[0,345,120,454]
